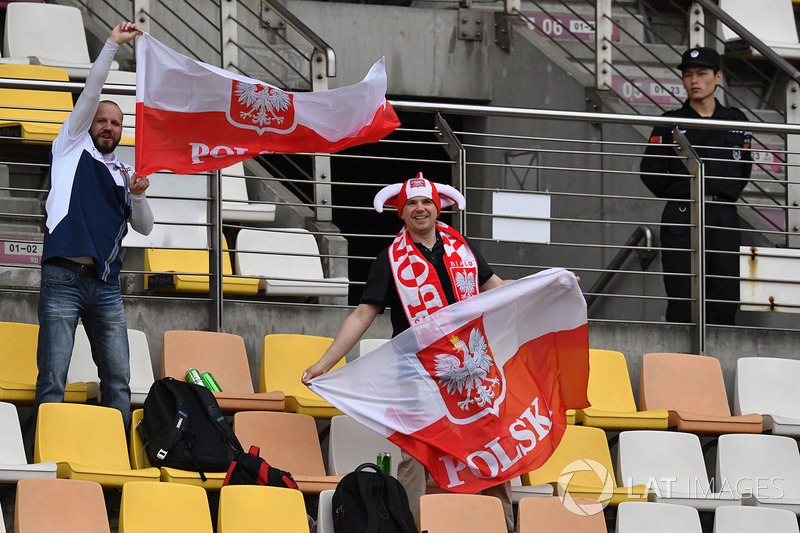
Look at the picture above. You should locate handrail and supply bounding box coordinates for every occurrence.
[389,100,800,134]
[259,0,336,78]
[586,225,655,310]
[695,0,800,84]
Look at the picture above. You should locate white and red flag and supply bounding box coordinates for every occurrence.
[134,33,400,176]
[308,268,590,494]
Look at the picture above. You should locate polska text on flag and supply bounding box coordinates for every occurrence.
[308,268,590,494]
[134,33,400,176]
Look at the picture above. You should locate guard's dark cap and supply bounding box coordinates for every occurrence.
[678,47,720,71]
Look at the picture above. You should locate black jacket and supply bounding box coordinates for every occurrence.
[640,99,752,202]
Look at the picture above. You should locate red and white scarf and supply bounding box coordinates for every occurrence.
[389,221,480,325]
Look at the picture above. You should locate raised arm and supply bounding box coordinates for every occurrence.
[68,22,142,138]
[302,303,381,383]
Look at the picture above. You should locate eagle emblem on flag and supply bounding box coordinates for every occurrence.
[454,269,477,299]
[418,316,506,424]
[227,81,296,135]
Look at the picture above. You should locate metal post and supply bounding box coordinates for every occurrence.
[310,49,331,222]
[220,0,238,71]
[434,113,466,233]
[673,128,705,353]
[133,0,150,35]
[787,81,800,248]
[504,0,520,15]
[209,171,223,331]
[689,2,705,49]
[595,0,612,91]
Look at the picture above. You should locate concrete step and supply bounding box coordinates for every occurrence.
[0,197,43,234]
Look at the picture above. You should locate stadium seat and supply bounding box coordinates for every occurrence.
[328,414,402,476]
[0,401,56,482]
[233,411,344,494]
[734,356,800,436]
[719,0,800,59]
[129,408,227,489]
[117,144,209,250]
[218,485,310,533]
[615,501,702,533]
[639,352,762,434]
[235,228,349,297]
[358,338,389,358]
[3,3,121,78]
[575,349,669,430]
[419,493,507,533]
[260,333,343,418]
[317,489,335,533]
[14,478,110,533]
[127,329,156,407]
[713,505,800,533]
[119,481,213,533]
[516,496,606,533]
[616,430,738,510]
[716,433,800,514]
[520,425,649,506]
[34,403,160,488]
[509,476,555,504]
[221,163,276,224]
[0,321,95,404]
[67,326,153,407]
[144,236,259,295]
[161,330,285,413]
[0,64,71,141]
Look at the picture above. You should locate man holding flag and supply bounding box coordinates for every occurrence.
[35,21,153,436]
[304,173,516,531]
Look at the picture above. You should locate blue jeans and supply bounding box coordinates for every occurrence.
[35,263,131,433]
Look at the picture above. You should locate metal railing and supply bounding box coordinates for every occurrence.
[6,80,800,350]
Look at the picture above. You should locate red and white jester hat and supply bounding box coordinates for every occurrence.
[373,172,466,218]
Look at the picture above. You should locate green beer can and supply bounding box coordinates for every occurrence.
[377,452,392,476]
[185,368,204,386]
[201,371,222,392]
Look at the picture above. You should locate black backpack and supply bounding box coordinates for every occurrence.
[139,377,243,481]
[332,463,420,533]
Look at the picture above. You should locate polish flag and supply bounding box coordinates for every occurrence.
[308,268,590,494]
[134,33,400,176]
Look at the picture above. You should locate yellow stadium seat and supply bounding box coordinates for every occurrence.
[0,64,70,142]
[260,333,343,418]
[520,425,648,506]
[161,330,284,414]
[218,485,310,533]
[0,322,96,404]
[144,236,259,295]
[34,403,160,488]
[14,478,110,533]
[233,411,344,494]
[130,408,227,489]
[575,349,669,430]
[119,481,213,533]
[419,493,507,533]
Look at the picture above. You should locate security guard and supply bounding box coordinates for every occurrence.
[641,46,752,325]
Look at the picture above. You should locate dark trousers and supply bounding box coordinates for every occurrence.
[660,202,740,325]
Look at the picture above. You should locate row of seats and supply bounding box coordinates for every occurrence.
[568,349,800,436]
[142,228,348,298]
[9,480,799,533]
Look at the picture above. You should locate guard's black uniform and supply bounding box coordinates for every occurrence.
[640,99,752,325]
